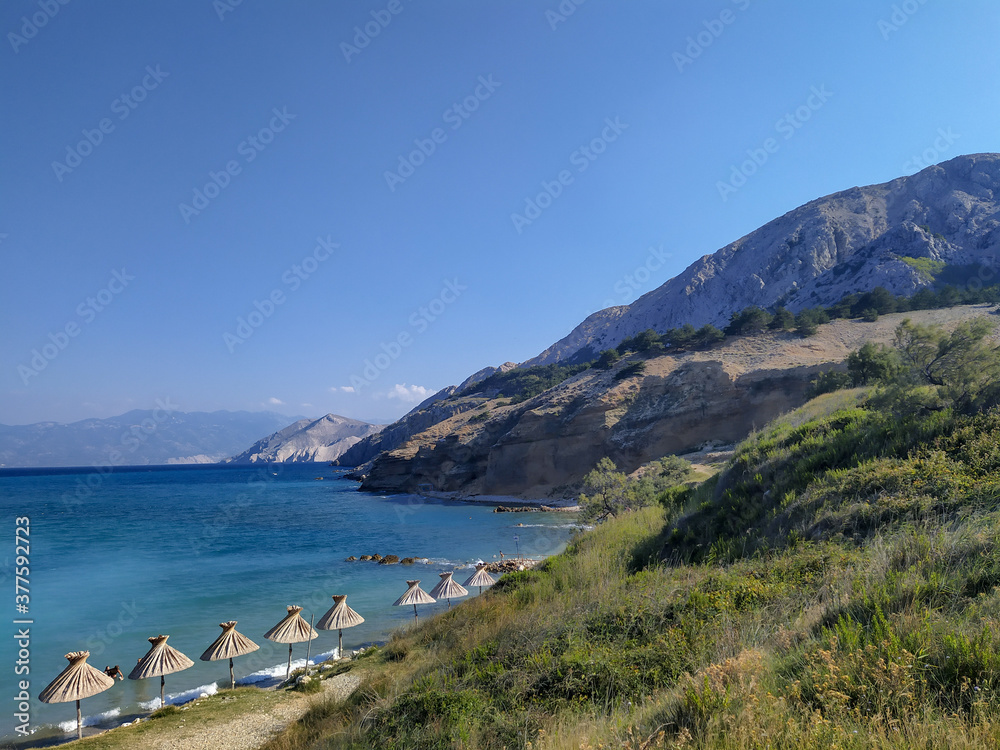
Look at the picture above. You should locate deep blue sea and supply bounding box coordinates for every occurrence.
[0,463,577,745]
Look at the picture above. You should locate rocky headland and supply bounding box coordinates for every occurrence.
[358,305,997,500]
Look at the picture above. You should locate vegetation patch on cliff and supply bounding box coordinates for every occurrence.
[459,362,593,403]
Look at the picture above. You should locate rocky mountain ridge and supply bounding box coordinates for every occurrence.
[525,153,1000,365]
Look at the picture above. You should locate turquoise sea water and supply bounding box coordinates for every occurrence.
[0,464,576,745]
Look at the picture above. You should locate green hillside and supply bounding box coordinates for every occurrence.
[262,318,1000,750]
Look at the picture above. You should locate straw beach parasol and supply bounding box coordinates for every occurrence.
[128,634,194,708]
[200,621,260,689]
[463,563,497,594]
[263,605,318,681]
[429,571,468,608]
[393,579,435,619]
[316,595,364,659]
[39,651,116,740]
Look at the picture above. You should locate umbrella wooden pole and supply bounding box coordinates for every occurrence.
[412,603,418,619]
[160,675,165,708]
[76,699,82,740]
[338,629,343,659]
[285,644,293,682]
[303,614,315,678]
[229,657,235,690]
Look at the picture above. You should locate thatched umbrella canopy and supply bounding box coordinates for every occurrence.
[263,605,317,681]
[200,621,260,689]
[316,595,364,659]
[39,651,115,740]
[393,580,435,619]
[463,563,497,595]
[429,571,469,608]
[128,634,194,708]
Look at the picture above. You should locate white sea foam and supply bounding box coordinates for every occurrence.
[312,648,339,663]
[57,707,120,733]
[422,557,482,569]
[506,522,582,528]
[237,648,339,686]
[138,681,218,711]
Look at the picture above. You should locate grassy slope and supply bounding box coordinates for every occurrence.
[262,389,1000,750]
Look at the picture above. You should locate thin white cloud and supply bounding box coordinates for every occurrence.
[337,386,356,394]
[268,397,285,405]
[386,383,430,402]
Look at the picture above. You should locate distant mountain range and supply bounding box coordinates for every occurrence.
[526,153,1000,365]
[223,414,382,464]
[0,410,303,468]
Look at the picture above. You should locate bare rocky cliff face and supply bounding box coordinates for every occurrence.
[359,306,997,499]
[224,414,381,464]
[525,153,1000,366]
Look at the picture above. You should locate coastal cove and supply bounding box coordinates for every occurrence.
[0,463,578,745]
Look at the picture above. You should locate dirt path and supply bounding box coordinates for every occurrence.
[140,673,361,750]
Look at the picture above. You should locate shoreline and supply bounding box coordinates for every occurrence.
[2,468,576,747]
[399,489,581,512]
[7,549,557,750]
[9,672,363,750]
[7,650,344,749]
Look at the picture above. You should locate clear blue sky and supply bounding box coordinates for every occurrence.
[2,0,998,425]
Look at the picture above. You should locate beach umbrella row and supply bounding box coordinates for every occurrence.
[38,571,498,738]
[39,636,199,741]
[390,566,495,617]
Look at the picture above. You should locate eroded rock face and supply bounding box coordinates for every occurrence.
[362,339,824,497]
[480,362,820,496]
[359,306,998,499]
